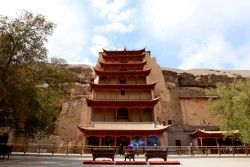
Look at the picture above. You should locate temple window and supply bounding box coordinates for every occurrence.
[117,108,128,119]
[121,90,125,95]
[120,79,126,84]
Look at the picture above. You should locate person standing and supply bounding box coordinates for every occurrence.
[119,143,123,156]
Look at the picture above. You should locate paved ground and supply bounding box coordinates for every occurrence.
[0,154,249,167]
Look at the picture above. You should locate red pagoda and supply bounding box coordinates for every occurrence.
[78,48,169,147]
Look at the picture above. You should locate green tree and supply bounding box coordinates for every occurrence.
[206,78,250,143]
[0,10,74,140]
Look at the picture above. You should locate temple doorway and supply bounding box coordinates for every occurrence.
[102,136,114,146]
[117,136,130,147]
[87,136,99,146]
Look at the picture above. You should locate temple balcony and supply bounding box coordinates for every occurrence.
[93,68,151,77]
[99,60,146,71]
[86,97,160,108]
[89,81,157,90]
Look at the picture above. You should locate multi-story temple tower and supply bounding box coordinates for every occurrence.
[78,48,169,147]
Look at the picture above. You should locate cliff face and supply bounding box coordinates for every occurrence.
[54,65,249,145]
[54,65,93,145]
[163,69,245,88]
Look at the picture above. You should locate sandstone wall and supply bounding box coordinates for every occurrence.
[160,69,248,146]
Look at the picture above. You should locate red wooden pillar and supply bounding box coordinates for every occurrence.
[151,107,154,122]
[231,137,234,146]
[199,137,203,146]
[103,108,106,122]
[215,138,219,146]
[114,132,117,146]
[130,132,132,144]
[196,138,199,146]
[116,108,118,122]
[128,108,130,122]
[116,90,118,100]
[160,134,163,146]
[128,89,130,100]
[140,108,142,122]
[215,138,220,155]
[99,134,102,146]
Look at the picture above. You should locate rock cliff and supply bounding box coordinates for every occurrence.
[54,65,250,145]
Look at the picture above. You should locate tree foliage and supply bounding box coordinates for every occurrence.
[0,10,74,140]
[206,78,250,143]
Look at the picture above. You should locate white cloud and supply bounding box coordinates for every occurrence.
[143,0,250,40]
[143,0,250,70]
[0,0,91,65]
[89,35,113,57]
[143,0,199,39]
[178,33,250,70]
[91,0,132,21]
[178,33,233,69]
[94,22,134,33]
[90,0,135,33]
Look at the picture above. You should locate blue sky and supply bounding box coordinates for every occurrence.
[1,0,250,70]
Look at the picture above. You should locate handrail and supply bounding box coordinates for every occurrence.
[2,143,249,156]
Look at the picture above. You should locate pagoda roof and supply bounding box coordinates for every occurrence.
[99,60,147,69]
[77,122,169,133]
[103,48,145,55]
[89,81,157,90]
[93,68,151,76]
[191,129,240,138]
[102,54,145,60]
[86,97,160,108]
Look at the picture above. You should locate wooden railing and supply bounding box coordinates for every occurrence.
[2,143,249,156]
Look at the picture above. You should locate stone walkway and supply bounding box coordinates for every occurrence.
[0,154,249,167]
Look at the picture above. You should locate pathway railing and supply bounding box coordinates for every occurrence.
[2,143,249,156]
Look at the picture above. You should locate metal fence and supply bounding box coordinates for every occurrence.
[4,143,249,156]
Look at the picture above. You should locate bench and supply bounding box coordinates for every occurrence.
[0,145,12,159]
[91,148,116,161]
[144,150,168,161]
[124,150,136,161]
